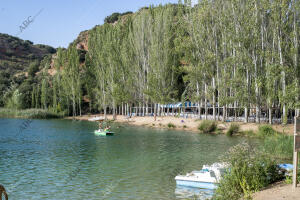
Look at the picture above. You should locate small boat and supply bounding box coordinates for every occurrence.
[94,129,114,136]
[175,163,227,190]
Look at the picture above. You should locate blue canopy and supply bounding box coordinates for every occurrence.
[161,102,198,108]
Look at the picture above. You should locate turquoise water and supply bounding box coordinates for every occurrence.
[0,119,255,199]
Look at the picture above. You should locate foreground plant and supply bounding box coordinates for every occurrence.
[214,143,284,200]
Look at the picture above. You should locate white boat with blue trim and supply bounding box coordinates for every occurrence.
[175,163,227,190]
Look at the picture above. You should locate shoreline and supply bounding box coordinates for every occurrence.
[66,114,294,135]
[68,114,297,199]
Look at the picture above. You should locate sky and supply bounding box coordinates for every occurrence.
[0,0,191,48]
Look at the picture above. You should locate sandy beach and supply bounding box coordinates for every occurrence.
[67,114,294,135]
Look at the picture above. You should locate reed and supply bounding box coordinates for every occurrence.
[0,108,65,119]
[262,133,293,160]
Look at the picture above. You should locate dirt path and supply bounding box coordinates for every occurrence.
[253,182,300,200]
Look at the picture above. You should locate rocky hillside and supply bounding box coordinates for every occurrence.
[0,33,56,75]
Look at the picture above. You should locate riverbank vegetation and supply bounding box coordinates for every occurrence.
[0,108,65,119]
[198,120,217,134]
[214,144,284,200]
[213,124,293,199]
[226,123,240,136]
[1,0,299,124]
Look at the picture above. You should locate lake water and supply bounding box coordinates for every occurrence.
[0,119,255,199]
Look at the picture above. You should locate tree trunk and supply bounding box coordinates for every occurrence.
[278,28,286,124]
[253,51,260,124]
[212,77,216,121]
[269,107,272,124]
[204,83,208,120]
[78,97,81,116]
[244,107,248,123]
[198,101,201,119]
[112,100,116,120]
[223,106,226,122]
[146,101,149,116]
[234,101,237,122]
[154,103,157,121]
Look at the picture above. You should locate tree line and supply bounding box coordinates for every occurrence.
[3,0,299,124]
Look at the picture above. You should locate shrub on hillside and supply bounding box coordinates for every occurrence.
[198,120,217,134]
[104,12,121,23]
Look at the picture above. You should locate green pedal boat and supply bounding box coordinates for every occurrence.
[94,129,114,136]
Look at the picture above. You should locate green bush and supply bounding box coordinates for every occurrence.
[167,123,176,128]
[226,123,240,136]
[258,125,276,138]
[198,120,217,134]
[214,143,284,200]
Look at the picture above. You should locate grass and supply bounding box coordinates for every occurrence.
[0,108,65,119]
[167,123,176,128]
[226,123,240,136]
[248,125,294,160]
[198,120,217,134]
[262,133,293,160]
[240,130,255,137]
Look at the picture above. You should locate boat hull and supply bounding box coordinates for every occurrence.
[175,179,217,190]
[94,130,114,136]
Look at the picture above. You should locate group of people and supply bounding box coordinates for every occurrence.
[98,122,111,132]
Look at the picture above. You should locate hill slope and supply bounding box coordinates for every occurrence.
[0,33,56,74]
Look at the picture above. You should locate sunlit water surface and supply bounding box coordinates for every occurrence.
[0,119,256,199]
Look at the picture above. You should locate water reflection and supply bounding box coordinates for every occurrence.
[175,186,214,200]
[0,119,257,200]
